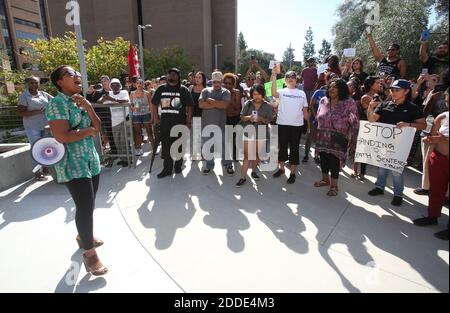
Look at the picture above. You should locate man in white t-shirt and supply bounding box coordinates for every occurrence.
[271,66,309,184]
[98,78,131,167]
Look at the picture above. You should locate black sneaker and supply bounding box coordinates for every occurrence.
[251,172,260,181]
[287,174,296,184]
[302,156,309,163]
[174,166,183,174]
[391,196,403,206]
[368,188,384,196]
[314,158,320,165]
[273,169,285,178]
[236,178,247,188]
[413,217,438,226]
[434,229,449,241]
[413,188,430,196]
[202,169,212,175]
[226,166,235,176]
[157,171,172,179]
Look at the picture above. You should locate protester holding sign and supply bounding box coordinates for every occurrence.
[413,89,449,241]
[271,65,309,184]
[367,79,426,206]
[366,31,407,79]
[314,79,360,197]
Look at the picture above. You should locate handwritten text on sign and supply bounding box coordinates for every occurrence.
[355,121,416,174]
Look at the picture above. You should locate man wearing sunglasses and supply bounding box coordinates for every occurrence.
[366,30,406,79]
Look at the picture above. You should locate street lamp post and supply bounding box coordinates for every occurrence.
[137,24,152,80]
[214,43,223,71]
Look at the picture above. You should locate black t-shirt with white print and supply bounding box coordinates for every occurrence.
[152,83,194,124]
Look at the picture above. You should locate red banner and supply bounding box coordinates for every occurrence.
[128,44,140,78]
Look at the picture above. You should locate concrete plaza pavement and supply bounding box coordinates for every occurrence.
[0,146,448,293]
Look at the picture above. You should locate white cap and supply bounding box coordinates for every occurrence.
[110,78,122,89]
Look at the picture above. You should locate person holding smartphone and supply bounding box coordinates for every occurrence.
[236,84,273,187]
[413,88,449,241]
[420,30,449,76]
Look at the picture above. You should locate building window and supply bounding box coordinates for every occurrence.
[38,0,49,38]
[15,30,43,41]
[0,0,16,69]
[14,17,40,29]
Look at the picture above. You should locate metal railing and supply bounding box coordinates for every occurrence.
[92,103,136,167]
[0,106,27,144]
[0,103,142,168]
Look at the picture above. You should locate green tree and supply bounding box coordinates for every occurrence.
[318,39,332,64]
[238,32,248,54]
[333,0,433,78]
[238,49,274,75]
[303,27,316,64]
[23,32,130,83]
[283,43,295,70]
[144,47,194,80]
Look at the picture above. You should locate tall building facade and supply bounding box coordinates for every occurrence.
[45,0,237,76]
[0,0,51,71]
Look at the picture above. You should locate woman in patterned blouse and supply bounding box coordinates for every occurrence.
[314,78,360,197]
[46,66,107,276]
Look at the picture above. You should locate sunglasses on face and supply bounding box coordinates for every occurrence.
[387,49,397,52]
[63,69,81,78]
[285,75,297,79]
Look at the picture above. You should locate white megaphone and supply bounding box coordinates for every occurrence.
[31,137,66,166]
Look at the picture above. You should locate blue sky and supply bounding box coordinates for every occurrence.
[238,0,344,61]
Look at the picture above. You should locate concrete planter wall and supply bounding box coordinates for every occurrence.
[0,143,33,192]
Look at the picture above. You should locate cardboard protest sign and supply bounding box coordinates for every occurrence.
[343,48,356,58]
[355,121,416,174]
[265,79,285,98]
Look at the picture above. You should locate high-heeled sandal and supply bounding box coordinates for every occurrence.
[76,236,104,250]
[83,252,108,276]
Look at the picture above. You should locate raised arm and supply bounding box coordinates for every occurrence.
[271,64,281,98]
[366,32,384,62]
[420,41,430,64]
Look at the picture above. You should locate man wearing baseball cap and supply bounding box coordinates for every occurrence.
[367,79,427,206]
[152,68,194,178]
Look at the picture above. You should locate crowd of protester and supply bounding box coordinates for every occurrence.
[16,30,449,275]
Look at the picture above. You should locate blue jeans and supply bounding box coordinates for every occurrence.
[376,167,404,197]
[25,128,46,169]
[204,127,232,170]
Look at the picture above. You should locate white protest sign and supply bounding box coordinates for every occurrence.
[343,48,356,58]
[269,60,280,70]
[317,63,328,75]
[355,121,416,174]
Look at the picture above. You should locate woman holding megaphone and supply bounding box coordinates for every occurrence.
[45,66,108,276]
